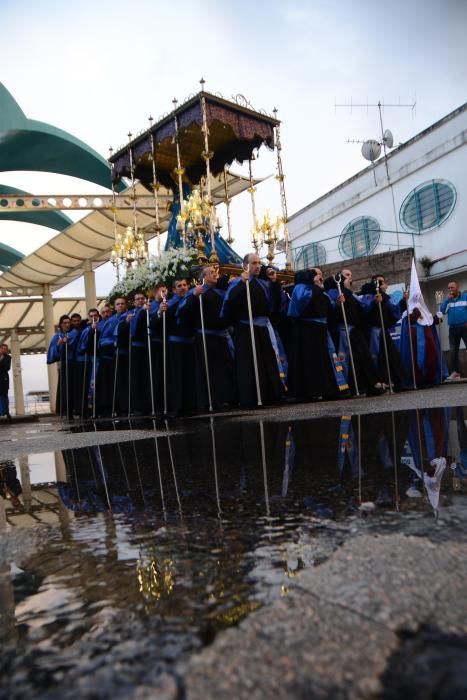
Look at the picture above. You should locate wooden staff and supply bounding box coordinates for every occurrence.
[335,274,360,396]
[375,280,394,394]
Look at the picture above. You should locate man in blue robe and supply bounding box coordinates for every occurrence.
[221,253,286,407]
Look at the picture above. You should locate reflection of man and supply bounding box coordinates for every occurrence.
[0,343,12,420]
[0,460,22,507]
[440,281,467,380]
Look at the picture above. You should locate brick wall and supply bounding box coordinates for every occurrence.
[312,247,414,290]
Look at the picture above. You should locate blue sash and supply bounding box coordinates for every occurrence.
[197,328,235,358]
[240,316,287,387]
[302,318,349,392]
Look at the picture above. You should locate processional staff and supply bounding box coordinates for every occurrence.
[146,304,156,417]
[435,290,445,384]
[334,274,360,396]
[243,262,262,407]
[194,279,213,413]
[92,323,98,419]
[375,279,394,394]
[404,284,417,390]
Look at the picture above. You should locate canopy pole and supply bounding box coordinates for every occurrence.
[199,78,218,264]
[248,158,259,253]
[172,99,186,248]
[148,115,162,256]
[223,167,234,244]
[273,108,291,271]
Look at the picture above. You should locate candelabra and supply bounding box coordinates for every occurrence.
[176,187,222,264]
[111,225,148,268]
[252,211,284,264]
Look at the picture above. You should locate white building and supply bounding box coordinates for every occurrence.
[288,102,467,354]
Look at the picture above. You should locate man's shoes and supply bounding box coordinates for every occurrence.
[446,371,461,381]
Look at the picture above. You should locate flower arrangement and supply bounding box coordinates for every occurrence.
[106,248,198,304]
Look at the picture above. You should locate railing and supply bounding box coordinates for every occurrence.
[8,397,51,416]
[292,229,420,270]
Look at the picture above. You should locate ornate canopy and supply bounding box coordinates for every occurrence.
[110,91,279,190]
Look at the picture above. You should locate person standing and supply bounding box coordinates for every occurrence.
[440,281,467,380]
[359,275,407,391]
[0,343,12,419]
[221,253,286,407]
[157,277,196,417]
[178,265,236,411]
[46,315,79,418]
[287,269,348,401]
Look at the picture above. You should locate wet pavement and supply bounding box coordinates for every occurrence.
[1,394,467,698]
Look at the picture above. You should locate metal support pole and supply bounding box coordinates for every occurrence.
[10,329,25,415]
[43,284,57,413]
[246,277,262,407]
[375,281,394,394]
[199,293,213,412]
[335,276,360,396]
[83,260,97,310]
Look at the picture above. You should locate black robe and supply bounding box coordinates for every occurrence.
[288,285,343,401]
[178,286,236,410]
[330,288,383,395]
[223,277,285,407]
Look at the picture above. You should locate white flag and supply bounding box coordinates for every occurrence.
[408,258,433,326]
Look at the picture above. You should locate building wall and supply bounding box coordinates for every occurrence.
[290,104,467,272]
[289,104,467,355]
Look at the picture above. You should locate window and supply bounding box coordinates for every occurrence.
[400,180,456,233]
[339,216,380,259]
[294,241,326,269]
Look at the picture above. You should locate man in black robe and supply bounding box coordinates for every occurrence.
[177,265,236,411]
[120,290,151,416]
[325,269,385,396]
[359,274,407,390]
[221,253,286,407]
[0,343,11,419]
[157,277,196,417]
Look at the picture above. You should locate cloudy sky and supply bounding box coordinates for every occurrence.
[1,0,466,395]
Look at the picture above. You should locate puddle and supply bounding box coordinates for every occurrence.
[1,406,466,697]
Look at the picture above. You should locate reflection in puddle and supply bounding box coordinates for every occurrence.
[1,406,466,695]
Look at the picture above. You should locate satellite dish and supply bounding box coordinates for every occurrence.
[361,139,381,162]
[383,129,394,148]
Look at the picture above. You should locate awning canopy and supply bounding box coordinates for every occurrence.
[0,297,105,354]
[0,170,259,296]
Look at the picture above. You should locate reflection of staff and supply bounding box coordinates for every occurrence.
[153,419,166,520]
[198,288,213,412]
[357,415,362,505]
[210,417,221,515]
[166,420,182,517]
[244,265,262,407]
[375,279,393,394]
[259,421,270,516]
[435,290,445,384]
[335,273,359,396]
[391,412,399,510]
[146,307,155,416]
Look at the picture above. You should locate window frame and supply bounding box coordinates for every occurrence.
[338,216,381,259]
[399,179,456,234]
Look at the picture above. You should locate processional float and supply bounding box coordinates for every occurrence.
[108,79,293,279]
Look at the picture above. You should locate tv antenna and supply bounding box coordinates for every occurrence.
[336,98,416,185]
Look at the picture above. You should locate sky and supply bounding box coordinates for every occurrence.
[1,0,466,397]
